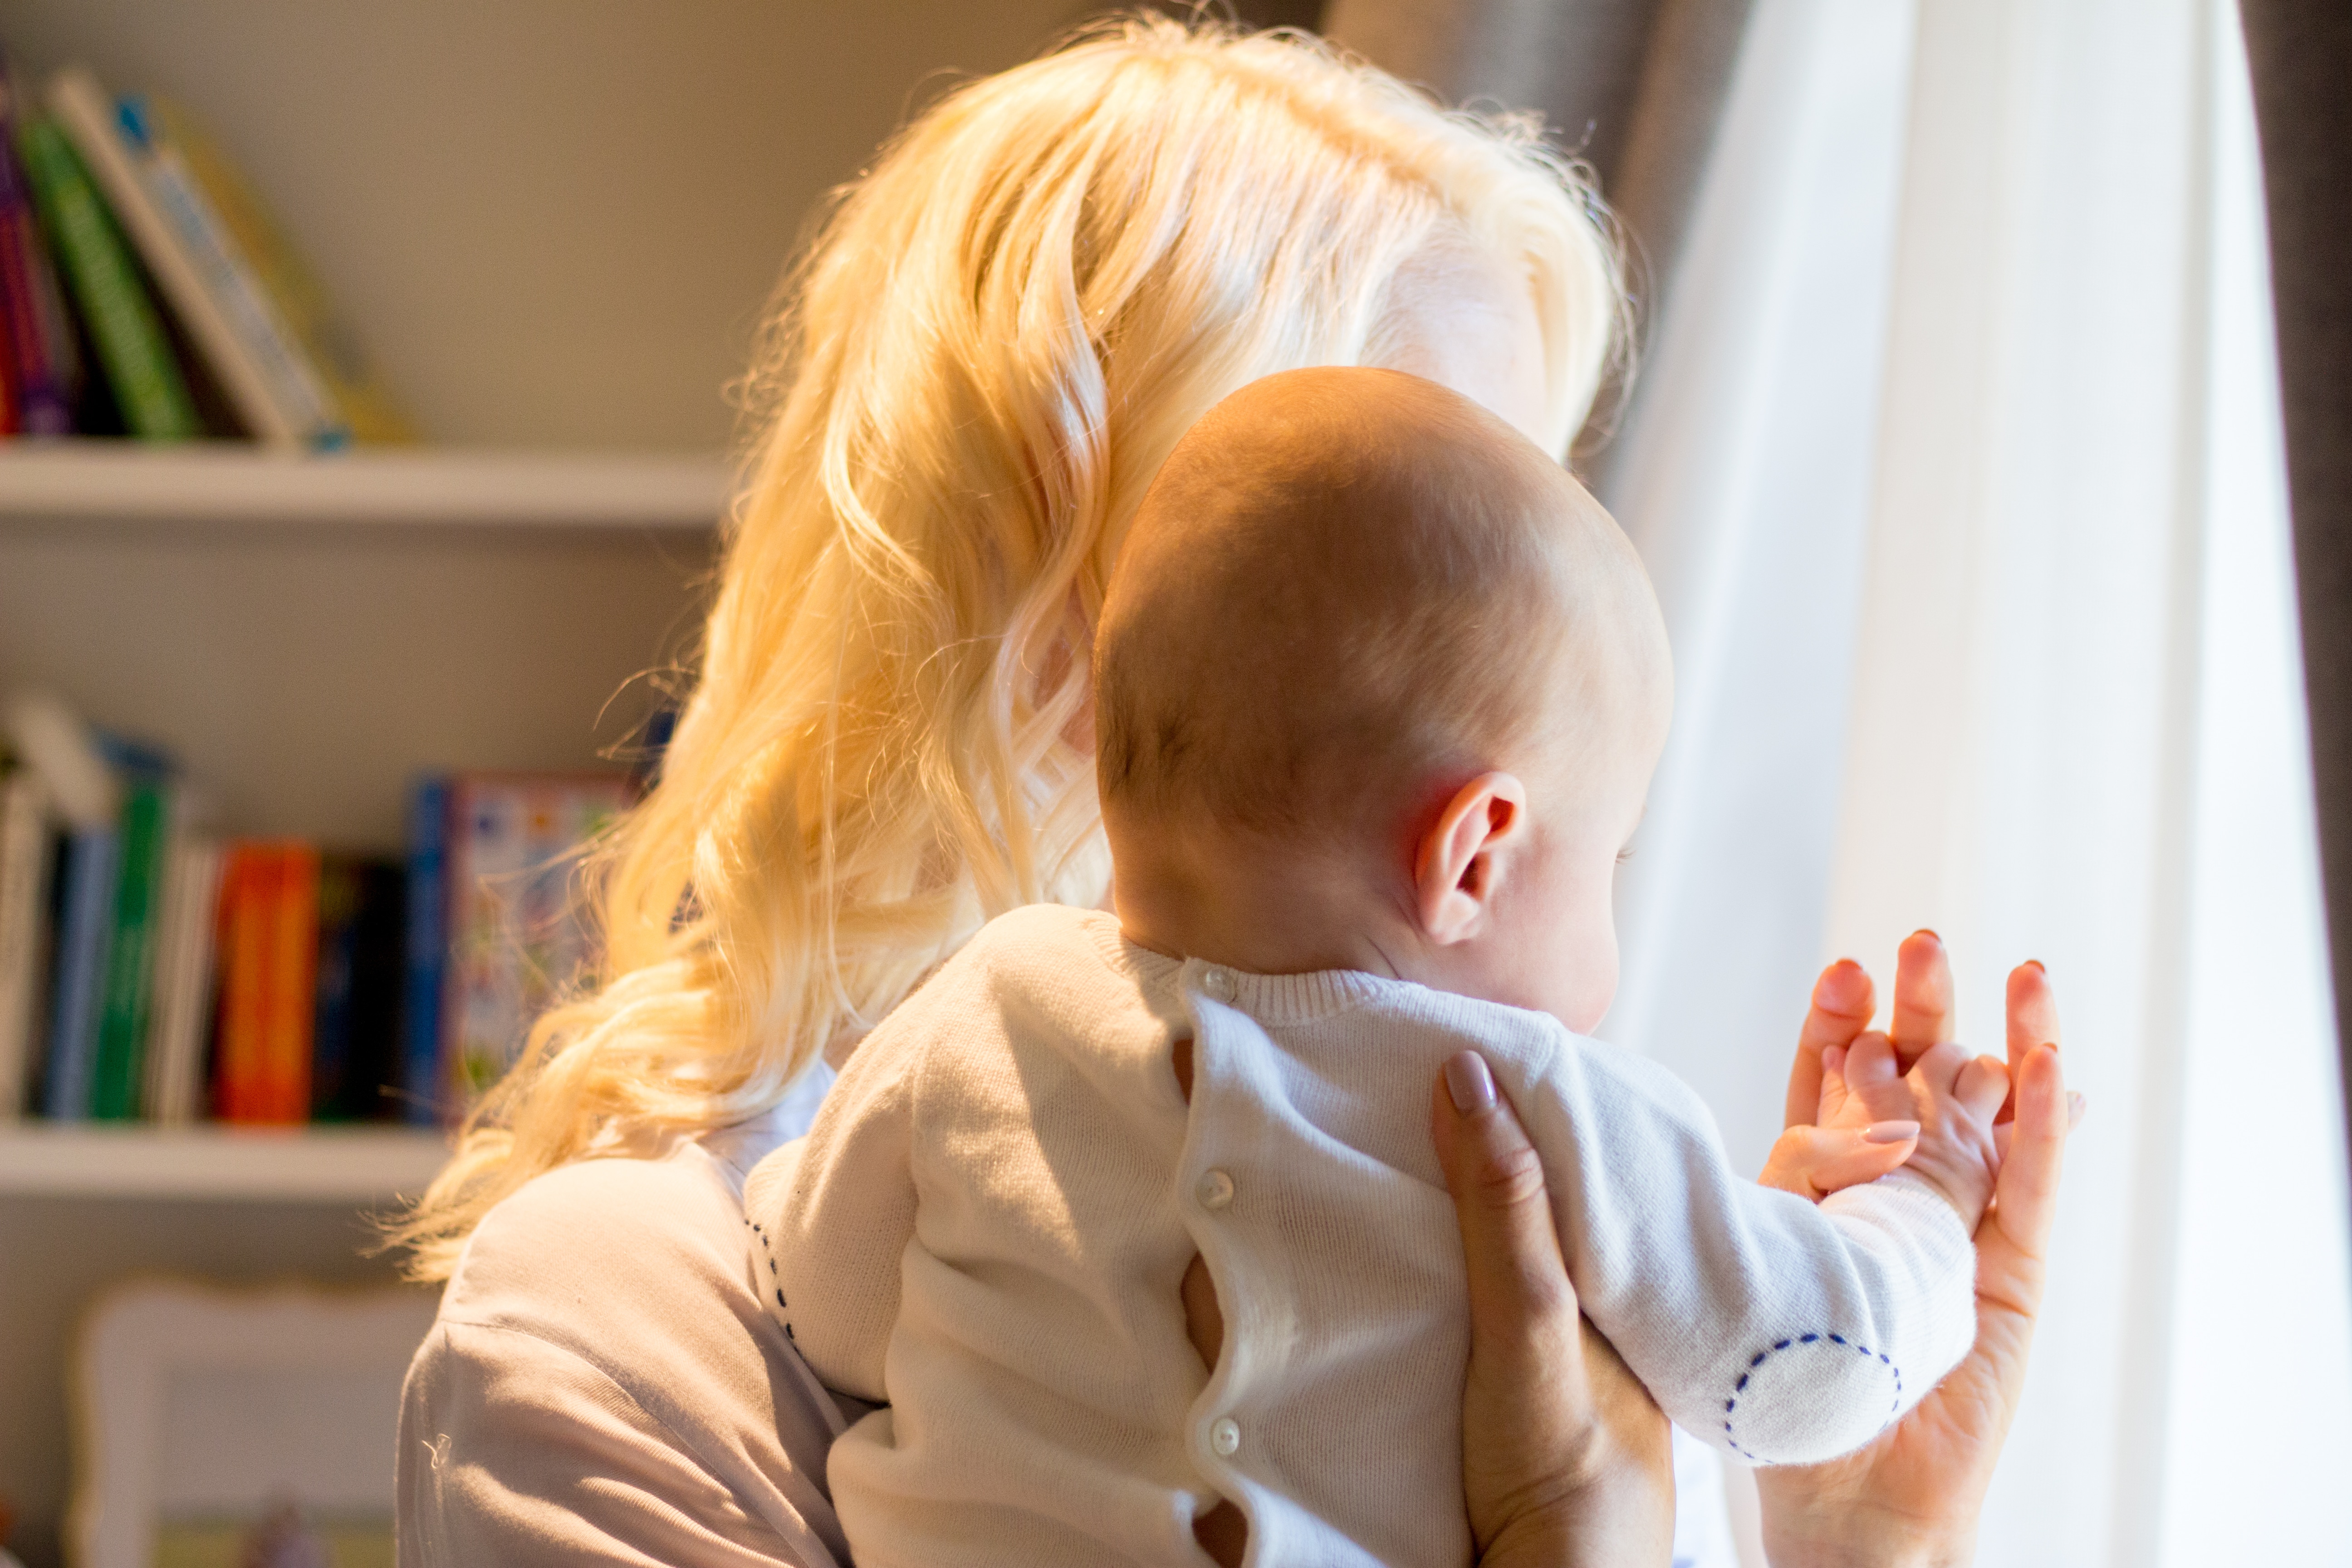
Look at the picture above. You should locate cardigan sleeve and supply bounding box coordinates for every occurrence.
[1516,1036,1978,1466]
[744,1024,922,1405]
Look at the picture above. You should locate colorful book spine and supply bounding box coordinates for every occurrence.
[437,774,632,1112]
[16,114,196,441]
[40,825,116,1118]
[213,844,272,1122]
[445,778,532,1104]
[0,771,54,1115]
[401,777,449,1125]
[49,68,340,449]
[0,283,18,433]
[142,834,220,1125]
[156,98,411,445]
[88,777,169,1119]
[0,73,73,435]
[257,841,319,1122]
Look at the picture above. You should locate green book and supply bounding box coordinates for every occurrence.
[17,114,199,441]
[90,780,169,1120]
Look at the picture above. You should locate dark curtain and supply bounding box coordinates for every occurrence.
[2239,0,2352,1195]
[1319,0,1752,343]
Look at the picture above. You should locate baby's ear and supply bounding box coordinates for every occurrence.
[1414,772,1527,945]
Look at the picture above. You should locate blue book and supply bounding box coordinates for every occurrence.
[42,826,118,1119]
[401,776,450,1125]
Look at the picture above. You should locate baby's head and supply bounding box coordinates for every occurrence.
[1095,366,1671,1032]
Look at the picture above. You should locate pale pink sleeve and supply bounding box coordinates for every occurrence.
[396,1150,855,1568]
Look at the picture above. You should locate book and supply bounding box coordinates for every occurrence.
[311,856,404,1121]
[40,824,116,1118]
[400,777,449,1125]
[439,774,630,1111]
[15,112,196,441]
[151,98,411,445]
[0,769,55,1115]
[48,68,343,450]
[0,68,74,435]
[89,773,169,1119]
[258,841,320,1122]
[142,833,221,1125]
[0,276,17,432]
[211,843,274,1122]
[3,689,118,833]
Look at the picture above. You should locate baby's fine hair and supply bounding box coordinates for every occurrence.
[390,15,1626,1279]
[1097,368,1635,843]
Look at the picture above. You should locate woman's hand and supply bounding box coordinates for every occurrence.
[1756,935,2079,1567]
[1434,1051,1676,1568]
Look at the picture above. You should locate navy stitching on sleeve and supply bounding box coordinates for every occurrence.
[1721,1333,1904,1462]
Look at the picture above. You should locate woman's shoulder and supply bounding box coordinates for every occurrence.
[439,1074,832,1338]
[447,1150,740,1319]
[404,1135,854,1567]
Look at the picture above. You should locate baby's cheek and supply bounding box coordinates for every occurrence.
[1560,925,1621,1034]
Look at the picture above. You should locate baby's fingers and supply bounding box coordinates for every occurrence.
[1816,1044,1851,1123]
[1839,1030,1921,1123]
[1760,1123,1919,1200]
[1954,1053,2011,1124]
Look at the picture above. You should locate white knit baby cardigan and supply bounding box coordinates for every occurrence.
[744,905,1976,1568]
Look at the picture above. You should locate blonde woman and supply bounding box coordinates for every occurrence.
[393,19,2074,1567]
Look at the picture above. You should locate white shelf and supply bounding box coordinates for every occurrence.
[0,442,730,529]
[0,1124,450,1202]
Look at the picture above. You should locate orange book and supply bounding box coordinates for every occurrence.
[258,843,319,1123]
[212,846,275,1122]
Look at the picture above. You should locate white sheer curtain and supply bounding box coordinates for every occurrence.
[1599,0,2352,1559]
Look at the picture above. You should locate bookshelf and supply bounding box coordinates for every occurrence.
[0,1123,447,1201]
[0,0,1090,1563]
[0,443,730,530]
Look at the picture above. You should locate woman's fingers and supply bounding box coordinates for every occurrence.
[1976,1044,2071,1329]
[1787,960,1877,1130]
[2000,961,2060,1123]
[2004,961,2060,1065]
[1889,930,1955,1070]
[1992,1093,2084,1160]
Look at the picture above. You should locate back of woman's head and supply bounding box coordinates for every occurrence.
[393,13,1624,1278]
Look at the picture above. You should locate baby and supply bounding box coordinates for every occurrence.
[744,367,2007,1568]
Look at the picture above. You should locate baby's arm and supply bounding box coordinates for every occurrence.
[1515,1038,1993,1466]
[742,1028,922,1404]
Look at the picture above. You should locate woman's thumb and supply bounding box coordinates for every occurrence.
[1432,1051,1580,1354]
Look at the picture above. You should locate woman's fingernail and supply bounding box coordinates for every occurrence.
[1911,928,1941,946]
[2026,959,2046,973]
[1864,1120,1921,1144]
[1444,1051,1496,1113]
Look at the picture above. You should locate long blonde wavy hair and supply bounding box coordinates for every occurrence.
[394,14,1624,1280]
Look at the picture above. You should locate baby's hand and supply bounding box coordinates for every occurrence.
[1759,1035,1921,1200]
[1761,1029,2010,1229]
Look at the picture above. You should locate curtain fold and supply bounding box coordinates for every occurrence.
[1319,0,1752,365]
[1603,0,2351,1557]
[2238,0,2352,1199]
